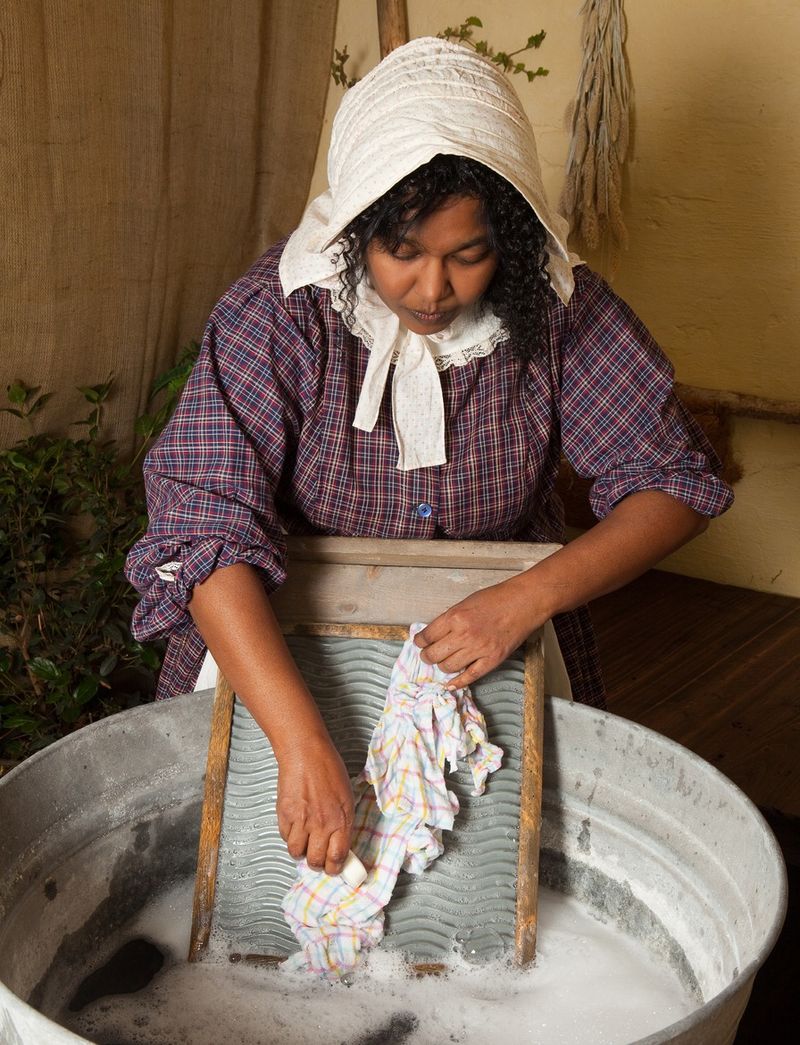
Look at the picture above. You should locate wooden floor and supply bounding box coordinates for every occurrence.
[591,569,800,817]
[590,570,799,1042]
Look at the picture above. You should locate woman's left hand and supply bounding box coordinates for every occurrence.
[413,576,545,690]
[414,490,710,691]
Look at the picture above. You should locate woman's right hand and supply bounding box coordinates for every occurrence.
[188,564,356,876]
[275,731,355,876]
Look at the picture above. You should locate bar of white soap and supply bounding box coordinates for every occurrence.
[341,850,367,889]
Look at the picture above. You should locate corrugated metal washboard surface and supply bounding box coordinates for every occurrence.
[210,632,527,965]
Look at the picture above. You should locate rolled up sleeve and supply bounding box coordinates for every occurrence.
[559,272,734,521]
[125,276,317,651]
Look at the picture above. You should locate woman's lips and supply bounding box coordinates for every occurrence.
[407,308,454,324]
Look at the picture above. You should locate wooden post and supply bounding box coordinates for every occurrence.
[377,0,409,58]
[188,671,235,961]
[515,632,545,964]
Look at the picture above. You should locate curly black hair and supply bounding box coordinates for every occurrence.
[337,155,551,362]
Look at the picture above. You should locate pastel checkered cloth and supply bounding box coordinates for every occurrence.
[281,623,503,980]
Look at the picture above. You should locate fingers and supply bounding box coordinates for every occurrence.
[414,617,489,684]
[323,828,352,877]
[413,583,531,686]
[414,618,453,656]
[283,818,309,861]
[424,642,471,675]
[305,823,351,876]
[418,640,494,690]
[442,658,491,692]
[276,734,355,877]
[414,623,469,673]
[279,805,353,877]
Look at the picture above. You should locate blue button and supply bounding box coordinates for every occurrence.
[416,502,433,519]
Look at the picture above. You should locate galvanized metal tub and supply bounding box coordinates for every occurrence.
[0,693,786,1044]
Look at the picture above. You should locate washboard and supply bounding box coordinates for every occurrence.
[188,537,557,970]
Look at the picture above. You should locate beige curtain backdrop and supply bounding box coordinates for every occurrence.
[0,0,338,452]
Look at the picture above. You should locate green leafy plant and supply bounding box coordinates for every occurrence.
[0,343,199,760]
[331,16,548,88]
[331,45,359,88]
[437,16,548,81]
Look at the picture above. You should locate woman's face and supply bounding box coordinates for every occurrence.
[365,195,498,335]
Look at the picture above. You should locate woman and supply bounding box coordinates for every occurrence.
[125,38,732,880]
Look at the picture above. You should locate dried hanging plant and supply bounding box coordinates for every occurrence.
[561,0,631,259]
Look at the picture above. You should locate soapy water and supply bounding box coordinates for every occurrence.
[452,925,506,964]
[57,880,697,1045]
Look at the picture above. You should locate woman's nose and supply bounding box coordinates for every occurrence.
[416,258,450,304]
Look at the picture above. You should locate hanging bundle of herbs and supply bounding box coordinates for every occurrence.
[561,0,631,258]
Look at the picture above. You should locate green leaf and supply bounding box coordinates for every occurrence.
[60,702,82,723]
[138,644,162,670]
[149,347,199,397]
[3,450,31,471]
[0,709,42,731]
[98,653,118,677]
[134,415,157,438]
[77,378,113,405]
[465,16,483,27]
[7,381,29,405]
[28,657,62,681]
[33,391,55,412]
[102,622,126,645]
[74,676,100,705]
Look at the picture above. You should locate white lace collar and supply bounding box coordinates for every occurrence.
[325,276,506,471]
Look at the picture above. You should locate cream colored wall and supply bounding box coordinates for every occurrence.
[309,1,800,597]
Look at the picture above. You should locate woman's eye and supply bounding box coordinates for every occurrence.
[392,249,419,261]
[455,251,491,266]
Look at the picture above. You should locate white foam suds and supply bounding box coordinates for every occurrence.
[60,880,697,1045]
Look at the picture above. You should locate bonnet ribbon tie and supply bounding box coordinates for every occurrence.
[352,312,446,472]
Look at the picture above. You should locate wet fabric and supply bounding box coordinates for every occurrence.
[281,624,503,980]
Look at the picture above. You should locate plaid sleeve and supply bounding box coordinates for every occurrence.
[559,272,734,520]
[125,268,320,645]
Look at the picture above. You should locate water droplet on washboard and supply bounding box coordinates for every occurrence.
[452,925,506,964]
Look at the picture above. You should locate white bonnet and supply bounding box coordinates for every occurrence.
[280,36,575,303]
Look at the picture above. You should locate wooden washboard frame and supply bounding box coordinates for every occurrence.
[188,536,559,968]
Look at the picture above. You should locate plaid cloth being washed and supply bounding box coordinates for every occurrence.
[281,623,503,980]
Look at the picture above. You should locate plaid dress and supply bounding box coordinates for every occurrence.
[125,242,733,706]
